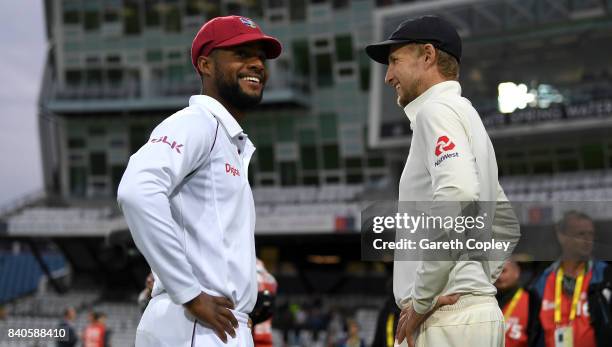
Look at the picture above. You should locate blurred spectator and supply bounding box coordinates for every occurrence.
[495,261,540,347]
[306,303,327,341]
[272,302,294,344]
[294,303,308,328]
[0,305,6,320]
[371,279,401,347]
[137,272,154,312]
[253,259,277,347]
[326,307,346,346]
[533,211,612,347]
[98,312,112,347]
[82,311,111,347]
[57,307,78,347]
[337,318,365,347]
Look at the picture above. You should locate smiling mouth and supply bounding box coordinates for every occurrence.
[240,76,262,85]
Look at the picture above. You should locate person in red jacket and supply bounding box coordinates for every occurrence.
[82,312,107,347]
[533,211,612,347]
[495,260,539,347]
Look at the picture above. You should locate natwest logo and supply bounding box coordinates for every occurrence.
[225,163,240,176]
[150,135,183,154]
[435,135,455,156]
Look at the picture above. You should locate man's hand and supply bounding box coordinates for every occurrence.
[183,292,239,343]
[395,294,460,347]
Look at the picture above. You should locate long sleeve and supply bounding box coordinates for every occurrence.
[410,102,480,314]
[117,111,215,305]
[487,184,520,283]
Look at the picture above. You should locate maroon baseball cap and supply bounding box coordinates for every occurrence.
[191,16,282,73]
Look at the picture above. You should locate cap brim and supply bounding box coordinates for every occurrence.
[215,33,282,59]
[365,39,410,65]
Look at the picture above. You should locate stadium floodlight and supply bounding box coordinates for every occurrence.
[535,84,564,108]
[497,82,535,114]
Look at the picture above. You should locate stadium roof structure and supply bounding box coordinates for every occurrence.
[368,0,612,148]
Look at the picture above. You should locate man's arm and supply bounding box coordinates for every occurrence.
[488,185,520,283]
[410,102,480,314]
[117,112,212,305]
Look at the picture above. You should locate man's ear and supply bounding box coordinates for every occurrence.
[197,55,213,77]
[423,44,437,67]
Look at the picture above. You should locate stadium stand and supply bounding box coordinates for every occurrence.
[3,0,610,346]
[253,185,364,233]
[0,293,139,347]
[7,207,125,237]
[271,294,384,347]
[74,302,140,347]
[501,169,612,201]
[253,185,364,204]
[0,252,66,304]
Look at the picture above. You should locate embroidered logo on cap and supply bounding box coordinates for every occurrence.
[435,135,455,156]
[239,17,257,28]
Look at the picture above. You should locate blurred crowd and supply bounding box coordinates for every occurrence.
[0,211,609,347]
[56,308,112,347]
[271,299,366,347]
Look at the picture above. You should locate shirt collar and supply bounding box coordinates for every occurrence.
[403,80,462,128]
[189,95,244,138]
[552,259,593,273]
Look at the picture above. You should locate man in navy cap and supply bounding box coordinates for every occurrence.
[118,15,281,346]
[366,15,519,347]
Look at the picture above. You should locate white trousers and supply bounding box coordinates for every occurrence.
[396,295,505,347]
[135,293,253,347]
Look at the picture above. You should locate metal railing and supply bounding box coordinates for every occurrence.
[51,66,310,103]
[0,190,46,219]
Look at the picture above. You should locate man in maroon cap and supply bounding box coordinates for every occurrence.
[118,15,281,347]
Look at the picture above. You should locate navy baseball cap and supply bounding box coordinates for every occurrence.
[365,15,462,65]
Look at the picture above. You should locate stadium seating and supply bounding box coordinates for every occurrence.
[0,291,381,347]
[252,184,364,204]
[0,291,139,347]
[0,253,66,304]
[253,185,365,233]
[273,294,385,347]
[7,207,125,237]
[501,169,612,201]
[8,291,99,317]
[73,302,140,347]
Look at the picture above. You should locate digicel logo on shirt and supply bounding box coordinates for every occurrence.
[225,163,240,176]
[434,135,459,167]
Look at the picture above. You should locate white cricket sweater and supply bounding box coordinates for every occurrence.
[118,95,258,314]
[394,81,520,314]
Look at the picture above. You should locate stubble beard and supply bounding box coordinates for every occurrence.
[215,64,264,110]
[396,78,421,108]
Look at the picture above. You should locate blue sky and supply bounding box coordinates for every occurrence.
[0,2,45,208]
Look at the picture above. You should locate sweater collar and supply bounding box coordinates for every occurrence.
[403,80,462,128]
[189,95,244,138]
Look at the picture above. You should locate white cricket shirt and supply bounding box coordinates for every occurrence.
[118,95,257,314]
[394,81,520,314]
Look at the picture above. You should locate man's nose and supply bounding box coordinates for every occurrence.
[384,66,394,85]
[247,56,265,72]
